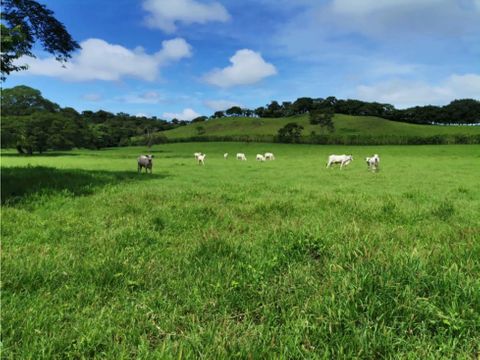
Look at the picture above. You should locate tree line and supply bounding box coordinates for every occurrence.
[2,85,479,154]
[1,86,187,154]
[206,97,480,125]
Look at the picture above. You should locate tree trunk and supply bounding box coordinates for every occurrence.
[16,145,25,154]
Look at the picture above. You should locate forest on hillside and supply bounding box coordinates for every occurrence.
[2,85,479,154]
[1,86,188,154]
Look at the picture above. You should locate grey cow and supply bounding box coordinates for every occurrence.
[138,154,154,173]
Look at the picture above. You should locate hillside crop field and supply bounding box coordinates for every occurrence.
[2,143,480,358]
[159,114,480,140]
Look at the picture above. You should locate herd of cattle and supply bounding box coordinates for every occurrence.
[138,152,380,173]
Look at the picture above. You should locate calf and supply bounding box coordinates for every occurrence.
[138,154,154,173]
[326,154,353,169]
[236,153,247,161]
[197,153,206,165]
[256,154,265,161]
[224,153,228,159]
[264,152,275,160]
[366,154,380,171]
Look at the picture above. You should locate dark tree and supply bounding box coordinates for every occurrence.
[226,106,243,116]
[264,101,283,117]
[1,0,80,80]
[310,109,335,132]
[191,116,207,123]
[254,107,265,117]
[291,97,314,114]
[212,111,225,118]
[243,109,254,117]
[277,122,304,143]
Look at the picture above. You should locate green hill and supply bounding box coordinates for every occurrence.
[146,114,480,145]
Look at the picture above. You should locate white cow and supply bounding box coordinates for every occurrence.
[197,154,206,165]
[264,152,275,160]
[326,154,353,169]
[366,154,380,171]
[236,153,247,161]
[224,153,228,160]
[256,154,265,161]
[194,152,203,160]
[138,154,154,173]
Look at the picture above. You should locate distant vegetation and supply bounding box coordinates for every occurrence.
[1,86,188,154]
[211,97,480,125]
[2,85,479,154]
[144,114,480,146]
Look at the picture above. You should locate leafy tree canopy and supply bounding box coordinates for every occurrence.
[1,85,60,115]
[1,0,80,80]
[277,122,304,143]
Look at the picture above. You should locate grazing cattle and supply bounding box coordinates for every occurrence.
[194,152,203,160]
[236,153,247,161]
[197,154,206,165]
[256,154,265,161]
[224,153,228,159]
[326,154,353,169]
[264,152,275,160]
[366,154,380,171]
[138,154,154,173]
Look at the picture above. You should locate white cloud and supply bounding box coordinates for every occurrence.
[274,0,479,62]
[356,73,480,108]
[155,37,192,62]
[16,38,192,82]
[364,60,420,77]
[142,0,230,33]
[136,112,150,117]
[163,108,201,120]
[204,49,277,88]
[330,0,480,38]
[203,99,242,111]
[82,93,103,102]
[120,91,166,104]
[331,0,442,15]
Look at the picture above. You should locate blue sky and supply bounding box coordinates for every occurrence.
[5,0,480,120]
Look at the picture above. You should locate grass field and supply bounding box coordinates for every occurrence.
[2,143,480,358]
[159,114,480,140]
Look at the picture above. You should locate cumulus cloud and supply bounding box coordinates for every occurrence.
[204,49,277,88]
[143,0,230,33]
[16,38,192,82]
[203,99,242,111]
[163,108,201,120]
[356,73,480,108]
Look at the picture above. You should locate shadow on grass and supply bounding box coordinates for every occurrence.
[1,166,168,205]
[1,152,81,157]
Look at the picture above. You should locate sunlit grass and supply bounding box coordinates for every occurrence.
[2,143,479,358]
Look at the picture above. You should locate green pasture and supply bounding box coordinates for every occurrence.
[160,114,480,139]
[2,143,479,358]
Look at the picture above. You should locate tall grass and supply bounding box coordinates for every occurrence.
[2,143,479,358]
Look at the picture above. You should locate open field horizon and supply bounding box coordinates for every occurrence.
[2,143,480,358]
